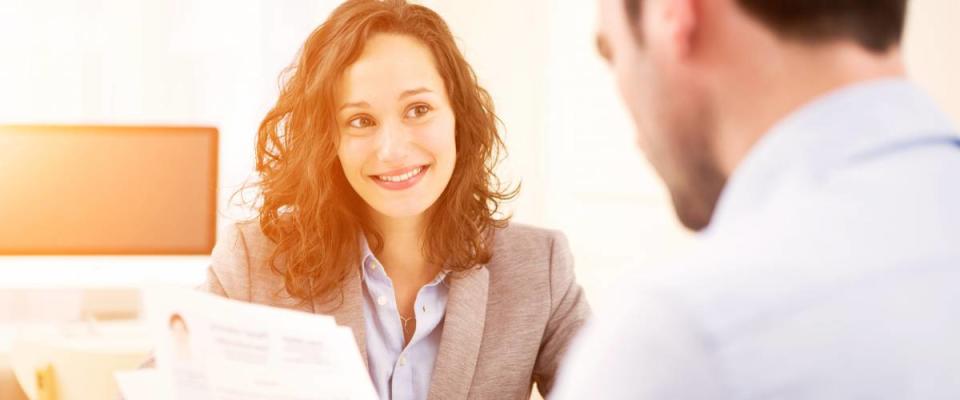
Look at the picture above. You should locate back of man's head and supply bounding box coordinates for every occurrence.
[623,0,908,51]
[735,0,907,52]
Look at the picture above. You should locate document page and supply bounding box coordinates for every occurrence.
[139,288,377,400]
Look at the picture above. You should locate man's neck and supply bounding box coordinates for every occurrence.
[712,43,906,177]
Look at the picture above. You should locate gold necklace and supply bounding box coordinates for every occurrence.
[398,314,415,333]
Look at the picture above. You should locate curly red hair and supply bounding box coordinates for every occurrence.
[251,0,516,303]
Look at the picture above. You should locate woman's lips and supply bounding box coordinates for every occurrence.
[370,165,429,191]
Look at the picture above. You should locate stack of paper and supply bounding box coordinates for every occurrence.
[117,288,377,400]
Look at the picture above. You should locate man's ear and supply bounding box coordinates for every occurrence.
[663,0,699,59]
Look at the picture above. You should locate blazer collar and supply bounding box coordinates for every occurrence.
[428,266,490,400]
[309,264,491,398]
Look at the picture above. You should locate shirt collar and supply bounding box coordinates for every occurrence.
[706,79,958,234]
[357,233,448,286]
[359,232,376,267]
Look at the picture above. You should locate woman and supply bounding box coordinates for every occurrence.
[208,0,589,398]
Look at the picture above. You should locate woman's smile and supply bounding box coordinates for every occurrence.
[370,164,430,190]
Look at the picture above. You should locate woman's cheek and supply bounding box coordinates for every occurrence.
[338,137,366,178]
[419,115,457,158]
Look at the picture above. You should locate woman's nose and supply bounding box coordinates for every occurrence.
[375,120,409,164]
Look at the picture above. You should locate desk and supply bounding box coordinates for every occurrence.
[1,321,152,400]
[0,327,28,400]
[0,257,207,399]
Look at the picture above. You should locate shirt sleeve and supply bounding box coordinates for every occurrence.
[551,285,727,399]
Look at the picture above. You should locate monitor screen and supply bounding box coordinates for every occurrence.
[0,125,218,255]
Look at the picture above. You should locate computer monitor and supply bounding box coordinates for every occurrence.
[0,125,218,255]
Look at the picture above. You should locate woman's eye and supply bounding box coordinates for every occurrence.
[405,104,431,119]
[348,116,374,129]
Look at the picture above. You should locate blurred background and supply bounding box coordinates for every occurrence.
[0,0,958,398]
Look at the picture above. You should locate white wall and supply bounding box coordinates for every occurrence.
[422,0,554,225]
[0,0,957,307]
[0,0,555,223]
[904,0,960,126]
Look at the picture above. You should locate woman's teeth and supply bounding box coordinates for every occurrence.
[376,166,423,183]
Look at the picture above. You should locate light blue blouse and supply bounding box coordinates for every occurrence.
[359,236,449,400]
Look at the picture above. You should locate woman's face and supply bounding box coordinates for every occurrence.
[336,33,457,221]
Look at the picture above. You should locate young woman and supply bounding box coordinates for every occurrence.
[207,1,590,398]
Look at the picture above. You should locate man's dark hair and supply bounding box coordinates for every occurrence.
[624,0,908,53]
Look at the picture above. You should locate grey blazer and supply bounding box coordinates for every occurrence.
[202,221,590,399]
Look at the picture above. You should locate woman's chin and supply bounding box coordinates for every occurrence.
[368,202,434,221]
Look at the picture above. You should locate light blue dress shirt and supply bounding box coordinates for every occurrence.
[359,236,448,400]
[554,80,960,399]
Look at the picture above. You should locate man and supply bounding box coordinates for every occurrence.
[554,0,960,398]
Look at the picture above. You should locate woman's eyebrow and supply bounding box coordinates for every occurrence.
[339,87,433,111]
[399,87,432,100]
[339,100,370,112]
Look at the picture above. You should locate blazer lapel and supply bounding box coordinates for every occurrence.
[313,270,368,367]
[428,266,490,400]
